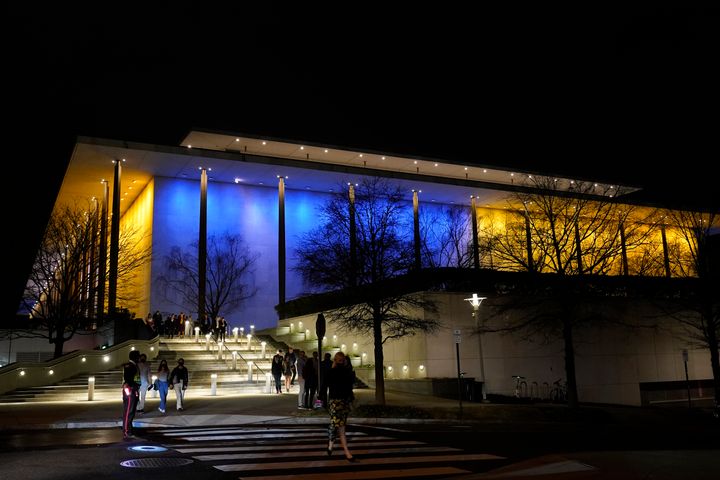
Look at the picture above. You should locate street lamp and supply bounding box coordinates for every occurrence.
[464,293,487,401]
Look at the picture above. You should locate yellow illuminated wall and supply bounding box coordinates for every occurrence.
[118,179,154,317]
[474,203,700,277]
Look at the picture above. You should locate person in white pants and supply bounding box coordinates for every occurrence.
[184,315,193,337]
[169,358,189,411]
[136,353,151,413]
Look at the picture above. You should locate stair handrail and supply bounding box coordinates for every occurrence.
[210,336,266,382]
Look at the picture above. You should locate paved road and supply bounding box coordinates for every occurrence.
[1,389,719,479]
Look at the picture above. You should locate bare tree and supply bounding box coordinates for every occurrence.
[21,202,151,358]
[157,233,258,323]
[420,205,473,268]
[295,177,440,405]
[478,177,657,407]
[663,210,720,404]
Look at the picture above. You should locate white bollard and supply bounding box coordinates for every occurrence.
[246,334,252,350]
[233,327,239,343]
[88,376,95,401]
[232,351,237,370]
[151,375,158,398]
[194,326,200,342]
[247,361,254,382]
[250,324,255,335]
[217,342,224,360]
[239,327,244,340]
[298,321,303,331]
[261,341,266,360]
[265,372,272,393]
[210,373,217,396]
[205,334,211,351]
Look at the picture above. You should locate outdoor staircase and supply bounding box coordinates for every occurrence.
[0,336,275,403]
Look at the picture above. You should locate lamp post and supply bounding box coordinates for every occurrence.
[465,293,487,401]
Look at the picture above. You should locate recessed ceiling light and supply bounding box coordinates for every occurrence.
[324,149,328,153]
[262,141,267,145]
[381,156,386,160]
[235,138,240,142]
[188,145,192,149]
[359,154,363,158]
[300,146,304,150]
[483,169,487,173]
[413,160,418,164]
[434,163,438,167]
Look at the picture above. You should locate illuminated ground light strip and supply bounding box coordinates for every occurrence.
[128,445,168,453]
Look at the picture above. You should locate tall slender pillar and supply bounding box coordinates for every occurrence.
[574,219,583,274]
[470,196,480,269]
[108,160,122,316]
[88,197,99,320]
[524,210,534,272]
[199,168,208,324]
[278,176,286,316]
[97,181,108,321]
[661,224,671,278]
[619,221,629,276]
[412,190,421,270]
[348,184,357,286]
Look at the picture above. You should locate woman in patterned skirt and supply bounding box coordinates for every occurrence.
[326,351,356,461]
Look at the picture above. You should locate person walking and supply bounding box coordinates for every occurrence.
[271,350,284,394]
[326,351,356,461]
[169,358,189,411]
[296,350,307,409]
[136,353,151,413]
[318,352,332,407]
[155,359,170,413]
[218,317,227,342]
[304,351,318,408]
[121,350,141,439]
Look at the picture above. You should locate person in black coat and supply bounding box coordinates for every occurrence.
[326,351,356,461]
[121,350,141,439]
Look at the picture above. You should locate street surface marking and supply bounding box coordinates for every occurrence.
[175,440,423,453]
[194,446,459,461]
[215,453,505,472]
[252,466,471,480]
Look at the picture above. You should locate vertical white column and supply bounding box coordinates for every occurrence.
[210,373,217,396]
[88,376,95,401]
[261,342,267,360]
[247,361,254,382]
[194,326,200,342]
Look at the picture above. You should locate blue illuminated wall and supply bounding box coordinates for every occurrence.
[150,177,330,330]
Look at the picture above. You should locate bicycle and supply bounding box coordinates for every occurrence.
[549,378,567,403]
[512,375,527,398]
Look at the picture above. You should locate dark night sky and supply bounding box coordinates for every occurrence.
[4,5,719,319]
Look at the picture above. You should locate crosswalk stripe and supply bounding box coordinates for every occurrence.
[162,435,397,448]
[162,427,325,436]
[215,453,506,472]
[175,440,424,454]
[251,466,471,480]
[194,446,459,461]
[179,431,367,442]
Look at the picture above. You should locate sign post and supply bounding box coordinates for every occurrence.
[682,349,691,409]
[454,329,462,416]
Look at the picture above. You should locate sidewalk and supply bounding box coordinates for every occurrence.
[0,386,714,432]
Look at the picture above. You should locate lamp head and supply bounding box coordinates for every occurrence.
[464,293,487,309]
